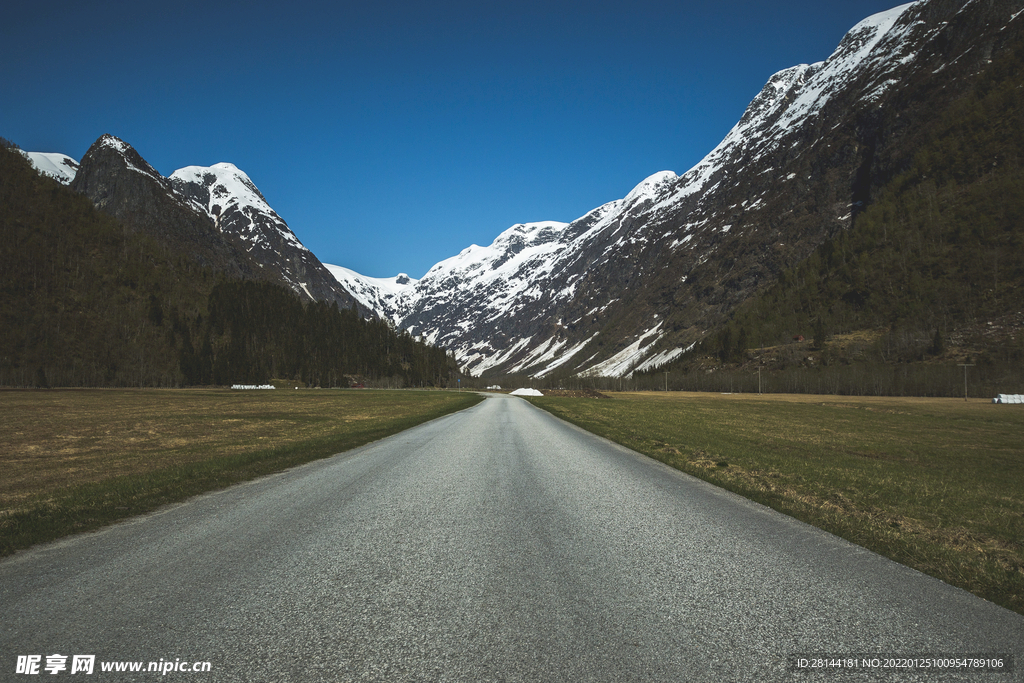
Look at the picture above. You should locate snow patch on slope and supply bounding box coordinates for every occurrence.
[22,152,79,184]
[632,345,691,374]
[532,334,599,377]
[171,163,269,216]
[581,323,665,378]
[324,264,417,323]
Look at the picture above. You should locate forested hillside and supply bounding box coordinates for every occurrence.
[638,37,1024,397]
[181,281,452,387]
[0,142,454,388]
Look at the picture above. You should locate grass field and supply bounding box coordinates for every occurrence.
[529,391,1024,615]
[0,388,482,556]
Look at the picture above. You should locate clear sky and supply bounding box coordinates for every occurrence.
[3,0,906,278]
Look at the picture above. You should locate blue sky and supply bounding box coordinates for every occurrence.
[4,0,904,278]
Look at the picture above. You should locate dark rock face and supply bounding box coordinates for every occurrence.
[70,135,257,279]
[355,0,1024,377]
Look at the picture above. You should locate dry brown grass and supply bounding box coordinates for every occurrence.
[0,388,475,514]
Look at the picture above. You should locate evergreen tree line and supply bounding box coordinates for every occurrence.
[0,142,454,388]
[629,362,1013,399]
[489,362,1003,398]
[177,280,452,387]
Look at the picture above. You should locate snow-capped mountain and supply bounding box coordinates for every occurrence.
[322,265,418,325]
[42,134,358,310]
[168,163,351,305]
[330,0,1024,378]
[327,172,687,377]
[20,151,79,184]
[64,134,257,278]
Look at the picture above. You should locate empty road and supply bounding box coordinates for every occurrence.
[2,393,1021,681]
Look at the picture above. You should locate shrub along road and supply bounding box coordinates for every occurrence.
[1,394,1020,681]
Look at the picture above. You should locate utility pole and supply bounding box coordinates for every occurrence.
[664,371,669,392]
[958,363,974,402]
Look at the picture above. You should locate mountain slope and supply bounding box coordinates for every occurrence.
[0,141,216,386]
[169,163,357,307]
[322,265,418,326]
[659,32,1024,396]
[63,135,359,310]
[334,0,1024,379]
[68,135,260,281]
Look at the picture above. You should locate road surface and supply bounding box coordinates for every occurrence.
[1,393,1021,681]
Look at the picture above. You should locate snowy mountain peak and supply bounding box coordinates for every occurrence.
[22,151,79,185]
[97,133,130,154]
[24,134,359,312]
[624,170,678,205]
[94,134,164,182]
[161,160,360,308]
[423,220,570,283]
[496,220,570,248]
[170,163,276,223]
[169,163,304,254]
[762,1,920,131]
[842,2,919,55]
[657,0,927,215]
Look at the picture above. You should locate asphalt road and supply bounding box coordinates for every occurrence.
[1,393,1021,682]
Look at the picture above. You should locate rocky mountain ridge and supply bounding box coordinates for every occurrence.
[39,134,359,310]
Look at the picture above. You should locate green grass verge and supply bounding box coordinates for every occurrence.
[1,389,482,557]
[529,392,1024,615]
